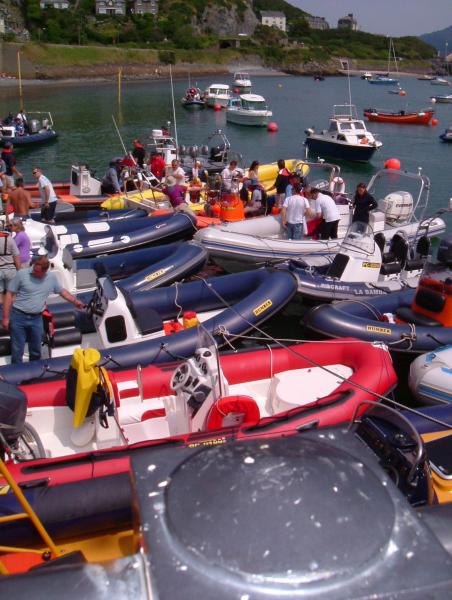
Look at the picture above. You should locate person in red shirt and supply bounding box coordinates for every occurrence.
[148,151,166,180]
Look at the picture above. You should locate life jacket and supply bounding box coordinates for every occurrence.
[0,231,14,269]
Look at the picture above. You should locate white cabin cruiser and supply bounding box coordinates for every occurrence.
[233,71,252,91]
[194,167,446,271]
[226,94,272,127]
[305,104,382,163]
[204,83,231,107]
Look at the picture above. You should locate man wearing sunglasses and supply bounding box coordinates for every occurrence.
[2,255,85,363]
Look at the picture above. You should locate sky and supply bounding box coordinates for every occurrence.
[291,1,452,37]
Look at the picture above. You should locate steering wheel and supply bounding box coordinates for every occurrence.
[170,363,191,390]
[86,291,104,319]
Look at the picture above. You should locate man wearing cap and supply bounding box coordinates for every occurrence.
[2,255,85,363]
[32,166,58,224]
[154,175,192,213]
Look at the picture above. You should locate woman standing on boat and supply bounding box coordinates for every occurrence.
[267,159,291,208]
[352,183,378,226]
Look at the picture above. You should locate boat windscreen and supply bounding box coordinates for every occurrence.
[340,221,376,256]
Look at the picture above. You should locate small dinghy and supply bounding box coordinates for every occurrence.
[1,338,396,459]
[47,241,208,295]
[0,268,297,383]
[0,111,57,147]
[363,107,435,125]
[195,167,446,271]
[304,236,452,353]
[409,345,452,405]
[287,222,430,302]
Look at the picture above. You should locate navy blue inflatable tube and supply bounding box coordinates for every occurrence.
[70,241,208,292]
[67,212,197,257]
[402,405,452,434]
[33,207,148,224]
[304,288,452,353]
[55,212,174,238]
[0,269,297,384]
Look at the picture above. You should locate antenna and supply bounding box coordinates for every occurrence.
[169,64,179,151]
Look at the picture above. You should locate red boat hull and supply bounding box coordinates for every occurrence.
[4,339,397,488]
[363,110,434,125]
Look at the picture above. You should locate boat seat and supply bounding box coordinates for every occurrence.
[48,327,83,348]
[380,262,402,276]
[395,307,443,327]
[374,232,386,254]
[326,253,349,278]
[133,306,163,336]
[405,258,425,271]
[415,287,446,313]
[76,268,98,290]
[383,234,408,267]
[0,337,11,357]
[206,395,260,431]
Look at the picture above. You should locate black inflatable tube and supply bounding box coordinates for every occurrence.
[33,208,148,224]
[0,269,298,384]
[0,473,132,547]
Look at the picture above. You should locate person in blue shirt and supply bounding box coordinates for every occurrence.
[2,255,85,363]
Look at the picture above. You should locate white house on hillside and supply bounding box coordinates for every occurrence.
[305,15,329,30]
[40,0,69,8]
[261,11,286,32]
[96,0,125,15]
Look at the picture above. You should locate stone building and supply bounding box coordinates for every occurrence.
[95,0,126,16]
[305,15,329,30]
[133,0,158,16]
[261,11,286,32]
[338,13,357,31]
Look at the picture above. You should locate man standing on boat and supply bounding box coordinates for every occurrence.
[2,255,85,363]
[352,183,378,226]
[310,188,341,240]
[32,166,58,224]
[221,160,242,193]
[1,143,21,190]
[281,182,313,240]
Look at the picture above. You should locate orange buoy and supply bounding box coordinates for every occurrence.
[399,90,406,96]
[267,121,279,132]
[431,118,439,126]
[213,103,222,111]
[384,158,401,170]
[212,203,221,216]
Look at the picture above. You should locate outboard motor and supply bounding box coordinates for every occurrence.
[0,382,27,452]
[437,235,452,266]
[382,191,414,225]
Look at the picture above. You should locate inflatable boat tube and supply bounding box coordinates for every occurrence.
[409,346,452,405]
[65,212,197,258]
[32,207,148,224]
[304,288,452,353]
[63,241,208,294]
[0,269,298,384]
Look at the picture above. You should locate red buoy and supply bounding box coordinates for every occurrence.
[233,87,240,94]
[267,121,279,132]
[431,118,439,126]
[384,158,401,170]
[399,89,406,96]
[213,103,222,111]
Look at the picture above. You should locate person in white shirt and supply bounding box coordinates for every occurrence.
[221,160,242,193]
[32,167,58,224]
[281,183,314,240]
[310,188,341,240]
[165,159,186,184]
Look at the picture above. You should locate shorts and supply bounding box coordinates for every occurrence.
[0,268,17,292]
[41,201,57,222]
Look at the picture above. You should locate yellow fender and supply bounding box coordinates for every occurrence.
[100,188,167,210]
[71,348,102,428]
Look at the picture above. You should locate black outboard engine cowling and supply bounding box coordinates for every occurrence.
[437,234,452,266]
[0,382,27,447]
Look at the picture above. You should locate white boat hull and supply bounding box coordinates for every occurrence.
[226,109,272,126]
[194,214,446,270]
[205,95,230,107]
[409,346,452,405]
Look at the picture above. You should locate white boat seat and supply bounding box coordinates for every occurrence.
[76,268,97,289]
[267,365,354,415]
